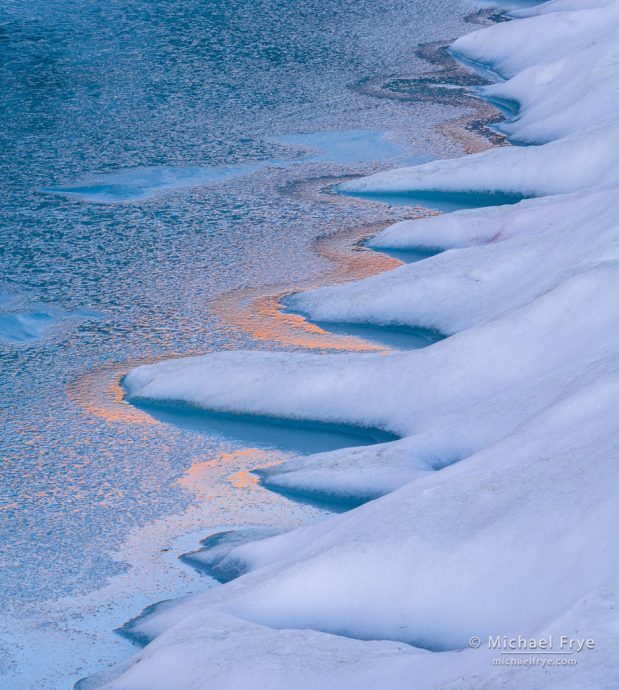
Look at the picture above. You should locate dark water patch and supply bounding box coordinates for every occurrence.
[179,527,281,583]
[461,113,508,147]
[465,8,512,26]
[354,40,489,106]
[126,398,397,455]
[364,241,442,264]
[255,470,369,513]
[354,65,484,105]
[115,597,188,648]
[338,188,527,212]
[280,294,445,350]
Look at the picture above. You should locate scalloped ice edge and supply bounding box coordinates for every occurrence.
[81,1,619,688]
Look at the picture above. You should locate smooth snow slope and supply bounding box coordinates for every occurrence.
[85,1,619,687]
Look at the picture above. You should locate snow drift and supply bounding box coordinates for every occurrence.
[82,0,619,688]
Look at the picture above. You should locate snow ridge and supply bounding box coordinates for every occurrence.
[84,1,619,688]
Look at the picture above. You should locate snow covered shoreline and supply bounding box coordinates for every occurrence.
[84,1,619,688]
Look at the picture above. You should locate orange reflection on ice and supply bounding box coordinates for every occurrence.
[437,101,507,155]
[228,470,258,490]
[177,448,291,500]
[210,223,405,352]
[213,288,384,352]
[67,364,159,426]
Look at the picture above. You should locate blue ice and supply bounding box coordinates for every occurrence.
[0,293,98,345]
[42,131,422,205]
[0,312,56,343]
[273,130,422,165]
[42,163,265,203]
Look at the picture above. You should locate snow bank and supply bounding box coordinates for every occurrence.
[452,1,619,79]
[89,370,619,689]
[83,1,619,687]
[125,261,619,501]
[286,187,619,333]
[481,42,619,144]
[340,0,619,198]
[125,259,619,443]
[366,187,603,250]
[509,0,616,20]
[258,436,440,503]
[339,122,619,198]
[178,527,283,583]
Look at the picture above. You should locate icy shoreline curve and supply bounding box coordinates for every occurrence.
[85,1,619,688]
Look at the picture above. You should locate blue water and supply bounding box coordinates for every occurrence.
[338,188,527,212]
[306,321,444,349]
[0,0,488,687]
[368,245,442,264]
[129,401,397,455]
[280,294,445,350]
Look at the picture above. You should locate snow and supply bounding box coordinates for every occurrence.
[339,123,619,199]
[150,373,619,645]
[286,187,619,334]
[340,1,619,199]
[452,3,619,79]
[178,527,283,583]
[88,368,619,689]
[481,42,619,144]
[125,261,619,488]
[82,1,619,687]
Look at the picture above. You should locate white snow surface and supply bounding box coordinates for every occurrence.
[288,187,619,333]
[340,1,619,198]
[86,1,619,688]
[339,121,619,198]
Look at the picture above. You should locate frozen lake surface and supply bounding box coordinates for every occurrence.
[0,0,485,687]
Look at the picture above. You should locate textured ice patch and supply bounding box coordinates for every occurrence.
[0,311,57,344]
